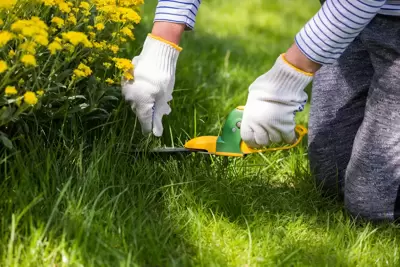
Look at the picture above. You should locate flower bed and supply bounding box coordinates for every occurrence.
[0,0,143,147]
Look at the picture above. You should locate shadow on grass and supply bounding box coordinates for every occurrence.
[138,152,400,266]
[161,152,340,222]
[0,134,229,266]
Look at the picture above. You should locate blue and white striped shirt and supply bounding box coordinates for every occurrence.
[154,0,201,30]
[154,0,400,65]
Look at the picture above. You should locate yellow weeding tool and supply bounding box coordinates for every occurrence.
[143,106,308,158]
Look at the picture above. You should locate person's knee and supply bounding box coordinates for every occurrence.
[344,194,377,221]
[344,161,398,223]
[344,193,392,222]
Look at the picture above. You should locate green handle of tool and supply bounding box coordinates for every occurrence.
[216,106,308,155]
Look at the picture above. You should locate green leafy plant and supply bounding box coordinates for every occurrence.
[0,0,143,147]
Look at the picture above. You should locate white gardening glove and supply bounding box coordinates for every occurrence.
[121,34,182,137]
[240,54,314,148]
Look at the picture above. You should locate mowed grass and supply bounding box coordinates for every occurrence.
[2,0,400,266]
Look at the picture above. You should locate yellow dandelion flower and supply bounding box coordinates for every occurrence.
[19,42,37,55]
[93,41,106,49]
[87,25,94,30]
[21,54,37,67]
[81,67,92,76]
[58,1,71,13]
[79,2,90,10]
[95,23,105,31]
[118,0,144,7]
[73,70,85,77]
[51,17,65,28]
[67,14,77,25]
[11,18,49,46]
[112,57,133,72]
[40,0,56,6]
[24,91,38,105]
[31,16,49,30]
[119,37,127,43]
[98,6,141,24]
[73,63,92,78]
[124,71,134,80]
[94,15,104,23]
[5,86,17,95]
[48,41,62,55]
[21,27,35,36]
[103,62,111,69]
[0,60,8,73]
[34,35,49,46]
[0,31,14,48]
[121,27,134,39]
[72,7,79,13]
[109,45,119,54]
[62,31,93,47]
[89,32,95,39]
[11,18,48,37]
[0,0,16,9]
[62,31,92,48]
[105,78,114,84]
[8,50,15,58]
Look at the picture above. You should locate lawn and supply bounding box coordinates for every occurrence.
[2,0,400,266]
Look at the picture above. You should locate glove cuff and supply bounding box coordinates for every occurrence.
[138,34,182,75]
[250,54,313,100]
[270,53,313,90]
[148,33,183,52]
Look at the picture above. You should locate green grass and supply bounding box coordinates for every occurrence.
[2,0,400,266]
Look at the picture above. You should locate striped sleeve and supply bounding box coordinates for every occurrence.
[154,0,201,30]
[295,0,387,65]
[380,2,400,15]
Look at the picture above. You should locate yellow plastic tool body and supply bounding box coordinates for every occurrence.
[184,106,308,157]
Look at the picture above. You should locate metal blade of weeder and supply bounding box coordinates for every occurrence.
[149,147,213,154]
[132,147,212,155]
[149,147,193,153]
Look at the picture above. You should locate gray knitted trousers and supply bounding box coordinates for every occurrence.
[308,15,400,222]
